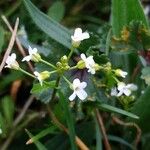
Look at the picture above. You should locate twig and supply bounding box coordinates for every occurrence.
[95,109,111,150]
[0,17,19,73]
[1,15,34,73]
[46,105,89,150]
[112,116,141,148]
[13,95,35,126]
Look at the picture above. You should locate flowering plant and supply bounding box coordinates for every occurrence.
[1,0,150,149]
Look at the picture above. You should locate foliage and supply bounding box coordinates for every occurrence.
[0,0,150,150]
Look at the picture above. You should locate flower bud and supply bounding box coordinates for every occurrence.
[40,71,50,80]
[77,60,85,69]
[31,53,41,62]
[61,55,68,63]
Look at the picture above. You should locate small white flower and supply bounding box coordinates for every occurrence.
[71,28,90,47]
[69,78,87,101]
[80,53,96,74]
[115,69,128,78]
[5,53,19,70]
[34,71,50,86]
[117,82,137,97]
[111,87,118,96]
[34,71,43,86]
[22,46,41,62]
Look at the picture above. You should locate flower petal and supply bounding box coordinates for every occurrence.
[73,78,80,88]
[80,53,87,61]
[111,87,118,96]
[22,55,31,62]
[76,89,87,100]
[117,82,126,91]
[81,32,90,40]
[80,82,87,89]
[126,84,137,91]
[69,92,76,101]
[74,28,82,37]
[123,89,131,96]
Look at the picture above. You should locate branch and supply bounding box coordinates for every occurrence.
[0,17,19,73]
[1,15,34,73]
[46,105,89,150]
[95,109,111,150]
[112,116,141,147]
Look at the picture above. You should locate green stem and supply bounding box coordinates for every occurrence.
[19,68,36,79]
[68,46,75,61]
[69,66,77,70]
[63,76,72,86]
[40,59,56,69]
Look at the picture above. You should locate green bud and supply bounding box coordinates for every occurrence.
[77,60,85,69]
[56,62,62,68]
[40,71,50,80]
[31,53,41,62]
[61,55,68,63]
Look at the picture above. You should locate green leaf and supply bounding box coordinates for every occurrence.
[0,26,5,53]
[95,117,102,150]
[111,0,149,37]
[58,91,77,150]
[18,35,51,56]
[23,0,71,49]
[31,81,56,103]
[27,126,57,144]
[85,101,139,119]
[1,96,15,126]
[47,1,65,22]
[129,86,150,133]
[108,135,134,150]
[26,129,47,150]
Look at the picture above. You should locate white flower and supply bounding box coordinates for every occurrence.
[71,28,90,47]
[117,82,137,97]
[80,53,96,74]
[5,53,19,70]
[115,69,128,78]
[111,87,118,96]
[34,71,50,86]
[22,46,41,62]
[69,78,87,101]
[34,71,43,86]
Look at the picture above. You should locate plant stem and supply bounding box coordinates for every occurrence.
[69,66,77,70]
[19,68,36,79]
[63,75,72,85]
[40,59,56,69]
[95,109,111,150]
[68,46,75,61]
[47,105,89,150]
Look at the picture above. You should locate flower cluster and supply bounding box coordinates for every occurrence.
[5,27,137,102]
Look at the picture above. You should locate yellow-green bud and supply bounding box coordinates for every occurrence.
[77,60,85,69]
[31,53,41,62]
[40,71,50,80]
[61,55,68,63]
[94,63,101,71]
[56,62,62,68]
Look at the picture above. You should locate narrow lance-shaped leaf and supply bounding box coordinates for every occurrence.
[58,91,77,150]
[23,0,71,49]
